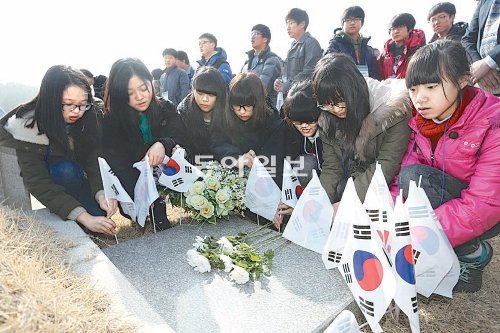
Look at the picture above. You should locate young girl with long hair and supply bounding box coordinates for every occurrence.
[0,65,117,235]
[391,40,500,293]
[102,58,188,230]
[177,66,227,162]
[312,53,412,206]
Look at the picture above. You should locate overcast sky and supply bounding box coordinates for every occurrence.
[0,0,477,86]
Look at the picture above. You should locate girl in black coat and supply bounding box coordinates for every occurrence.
[102,58,188,228]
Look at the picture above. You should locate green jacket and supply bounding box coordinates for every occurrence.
[319,78,412,202]
[0,108,104,220]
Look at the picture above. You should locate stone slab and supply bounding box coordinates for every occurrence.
[103,217,355,333]
[0,146,31,209]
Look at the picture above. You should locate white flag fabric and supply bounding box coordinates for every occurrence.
[281,159,303,208]
[322,177,359,269]
[324,310,361,333]
[97,157,137,222]
[391,191,420,333]
[158,148,203,193]
[417,186,459,298]
[405,181,452,297]
[244,157,281,221]
[133,156,159,227]
[283,170,333,253]
[363,162,395,254]
[338,179,396,332]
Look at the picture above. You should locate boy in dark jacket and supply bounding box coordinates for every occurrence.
[428,2,468,43]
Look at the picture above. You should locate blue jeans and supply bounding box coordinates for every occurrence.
[48,159,105,217]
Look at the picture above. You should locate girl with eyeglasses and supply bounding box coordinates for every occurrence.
[312,53,412,212]
[177,66,227,162]
[0,65,117,235]
[211,72,289,180]
[283,79,323,185]
[102,58,188,230]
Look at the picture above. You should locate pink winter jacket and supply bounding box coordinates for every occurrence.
[390,88,500,247]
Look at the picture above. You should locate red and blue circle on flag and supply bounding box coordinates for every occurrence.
[353,250,384,291]
[162,158,180,176]
[395,245,416,284]
[411,226,439,255]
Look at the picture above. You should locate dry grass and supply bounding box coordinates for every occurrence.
[0,206,136,333]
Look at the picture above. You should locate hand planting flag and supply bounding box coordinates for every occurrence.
[283,170,333,254]
[390,191,420,333]
[281,159,303,208]
[133,156,159,227]
[97,157,136,222]
[405,180,452,297]
[244,157,281,221]
[158,147,203,193]
[338,178,396,332]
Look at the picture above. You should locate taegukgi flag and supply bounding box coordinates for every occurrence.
[244,157,281,221]
[323,310,361,333]
[98,157,136,222]
[133,156,159,227]
[158,147,203,193]
[281,158,303,208]
[283,170,333,253]
[338,178,396,332]
[390,190,420,333]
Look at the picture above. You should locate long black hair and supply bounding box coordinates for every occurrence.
[283,79,321,127]
[104,57,166,143]
[312,53,370,162]
[15,65,95,153]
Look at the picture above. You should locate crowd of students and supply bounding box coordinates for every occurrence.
[0,2,498,294]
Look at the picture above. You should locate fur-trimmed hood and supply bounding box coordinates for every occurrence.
[2,110,49,146]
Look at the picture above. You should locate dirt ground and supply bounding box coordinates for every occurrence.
[93,207,499,333]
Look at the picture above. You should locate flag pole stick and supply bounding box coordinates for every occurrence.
[151,203,157,233]
[418,174,422,188]
[106,198,119,245]
[180,194,183,225]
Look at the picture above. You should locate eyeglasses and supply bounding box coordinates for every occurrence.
[233,105,253,112]
[62,103,92,113]
[316,102,346,112]
[198,40,212,47]
[292,120,317,126]
[251,31,262,38]
[429,14,450,24]
[343,18,362,24]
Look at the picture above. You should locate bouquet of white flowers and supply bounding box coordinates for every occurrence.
[187,223,289,284]
[166,161,248,224]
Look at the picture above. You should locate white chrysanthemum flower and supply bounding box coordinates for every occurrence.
[190,195,207,210]
[215,188,231,204]
[219,254,234,272]
[205,177,221,191]
[193,255,211,273]
[229,266,250,284]
[186,249,201,267]
[190,181,206,195]
[200,202,215,219]
[217,237,234,254]
[192,236,208,250]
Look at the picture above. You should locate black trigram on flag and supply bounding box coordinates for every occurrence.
[366,209,379,222]
[359,296,374,317]
[395,221,410,237]
[184,165,192,174]
[411,296,418,313]
[290,175,298,183]
[111,184,119,196]
[309,187,320,196]
[408,205,429,218]
[327,251,342,263]
[108,168,116,176]
[285,188,293,200]
[342,263,352,283]
[353,224,371,239]
[382,210,387,223]
[413,249,421,264]
[172,178,184,187]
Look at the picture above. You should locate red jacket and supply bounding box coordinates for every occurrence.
[390,88,500,247]
[378,29,426,80]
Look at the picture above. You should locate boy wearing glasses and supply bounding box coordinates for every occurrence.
[325,6,380,80]
[197,33,233,86]
[428,2,468,43]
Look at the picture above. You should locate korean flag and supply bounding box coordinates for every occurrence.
[281,159,303,208]
[133,156,159,227]
[158,147,203,193]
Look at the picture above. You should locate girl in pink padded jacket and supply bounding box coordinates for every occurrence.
[390,40,500,293]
